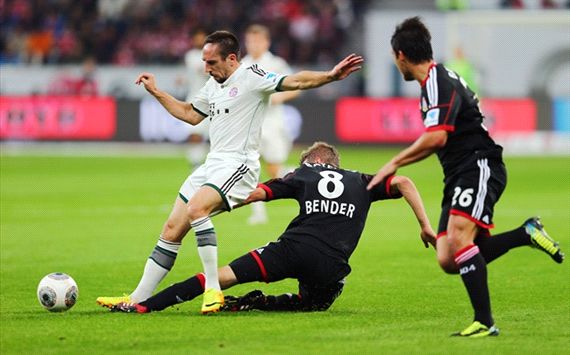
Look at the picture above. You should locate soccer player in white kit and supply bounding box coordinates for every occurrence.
[96,30,363,314]
[241,24,300,225]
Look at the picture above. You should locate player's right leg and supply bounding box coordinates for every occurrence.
[186,186,227,314]
[96,197,191,308]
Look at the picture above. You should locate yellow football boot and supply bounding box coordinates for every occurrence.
[96,294,131,308]
[201,288,224,314]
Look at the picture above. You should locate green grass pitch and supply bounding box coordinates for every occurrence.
[1,146,568,354]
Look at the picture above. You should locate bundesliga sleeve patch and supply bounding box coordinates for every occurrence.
[424,108,440,127]
[263,72,282,84]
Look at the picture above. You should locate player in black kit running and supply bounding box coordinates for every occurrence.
[110,142,436,314]
[367,17,564,338]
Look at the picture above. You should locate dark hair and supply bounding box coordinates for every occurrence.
[300,141,340,168]
[204,30,241,60]
[391,16,433,64]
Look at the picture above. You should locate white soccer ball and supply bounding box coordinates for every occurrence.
[37,273,78,312]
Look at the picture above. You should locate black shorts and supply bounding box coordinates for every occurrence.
[228,238,350,311]
[437,156,507,237]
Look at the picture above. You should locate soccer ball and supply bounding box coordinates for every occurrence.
[37,273,78,312]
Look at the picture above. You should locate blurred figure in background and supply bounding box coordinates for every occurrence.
[184,28,210,169]
[436,0,469,10]
[75,56,99,96]
[445,46,479,95]
[47,56,99,96]
[241,24,301,225]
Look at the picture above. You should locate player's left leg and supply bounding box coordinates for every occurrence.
[446,215,498,337]
[186,185,227,314]
[195,159,259,313]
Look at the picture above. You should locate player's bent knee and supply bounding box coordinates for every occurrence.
[186,204,209,221]
[437,256,458,274]
[161,220,188,242]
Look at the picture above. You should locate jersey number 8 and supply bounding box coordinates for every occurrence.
[317,171,345,199]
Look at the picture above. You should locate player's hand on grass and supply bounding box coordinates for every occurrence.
[329,54,364,81]
[420,226,437,249]
[244,188,267,204]
[135,72,158,95]
[367,162,397,190]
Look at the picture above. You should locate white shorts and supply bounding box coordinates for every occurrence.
[178,155,260,211]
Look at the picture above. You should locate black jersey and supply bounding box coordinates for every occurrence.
[259,163,401,263]
[420,63,502,179]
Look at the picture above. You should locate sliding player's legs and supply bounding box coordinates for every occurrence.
[224,239,349,312]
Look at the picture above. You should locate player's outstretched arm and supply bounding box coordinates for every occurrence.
[270,90,300,105]
[135,72,205,125]
[390,175,436,249]
[367,130,447,190]
[279,54,363,91]
[243,187,267,205]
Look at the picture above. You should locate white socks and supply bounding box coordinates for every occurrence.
[130,237,180,302]
[191,217,221,291]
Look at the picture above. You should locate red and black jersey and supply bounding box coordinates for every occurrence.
[259,163,401,264]
[420,63,502,179]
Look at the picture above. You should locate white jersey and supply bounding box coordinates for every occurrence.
[241,52,293,125]
[191,64,286,161]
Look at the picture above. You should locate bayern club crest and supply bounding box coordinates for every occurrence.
[229,87,238,97]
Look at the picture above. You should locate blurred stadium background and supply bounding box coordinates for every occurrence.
[0,0,568,154]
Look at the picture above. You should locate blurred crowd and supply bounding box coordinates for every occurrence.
[0,0,368,66]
